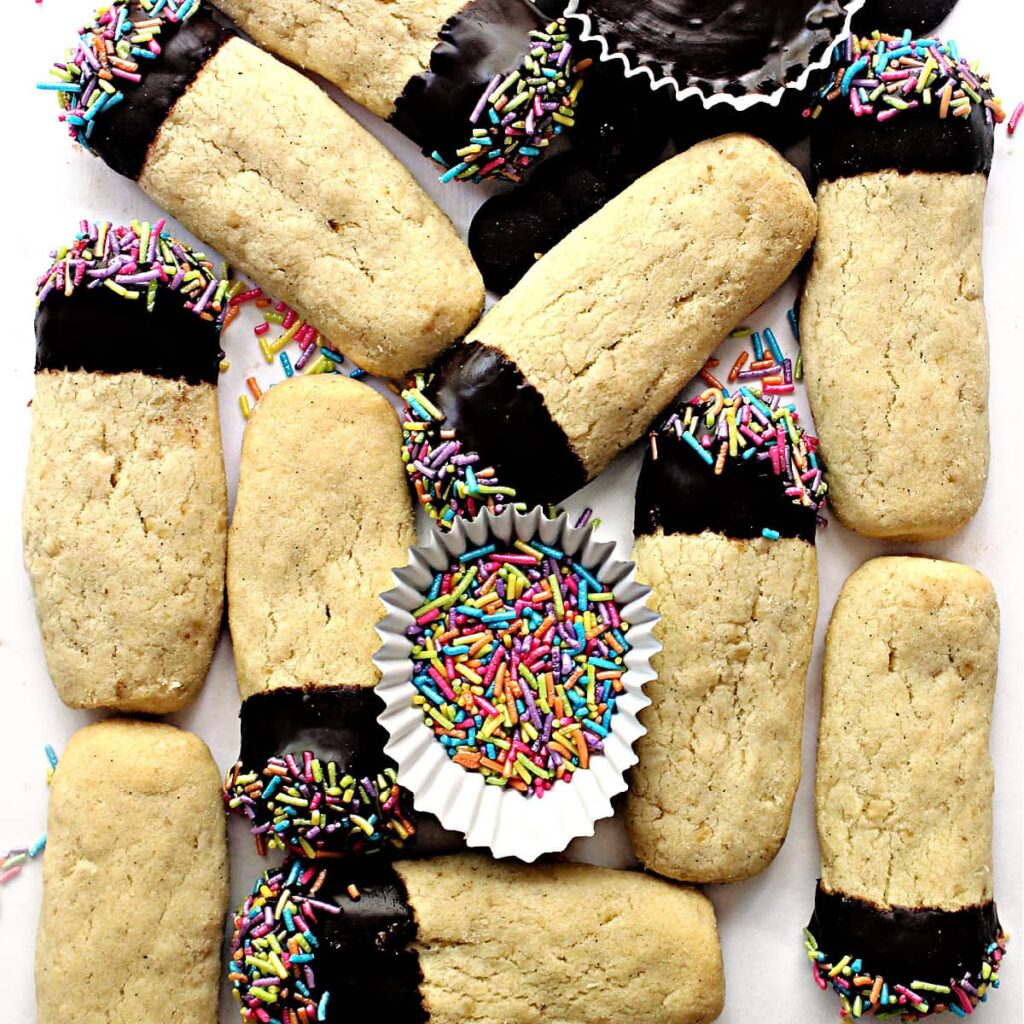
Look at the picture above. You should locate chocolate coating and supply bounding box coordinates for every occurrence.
[306,861,427,1024]
[35,283,223,385]
[634,430,817,543]
[853,0,960,35]
[469,155,614,294]
[84,8,232,180]
[390,0,546,166]
[811,91,995,182]
[577,0,848,96]
[426,342,588,510]
[809,883,1002,984]
[239,686,394,780]
[238,686,461,856]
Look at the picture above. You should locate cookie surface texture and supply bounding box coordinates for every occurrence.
[35,719,228,1024]
[228,375,414,699]
[140,36,484,377]
[801,171,989,540]
[399,855,726,1024]
[817,556,998,909]
[627,530,817,882]
[466,132,818,478]
[23,370,226,712]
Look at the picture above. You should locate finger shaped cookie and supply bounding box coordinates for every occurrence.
[230,854,725,1024]
[799,32,999,539]
[807,557,1006,1019]
[36,720,228,1024]
[626,341,823,883]
[224,375,422,857]
[23,220,227,713]
[47,1,483,377]
[404,133,817,523]
[214,0,584,184]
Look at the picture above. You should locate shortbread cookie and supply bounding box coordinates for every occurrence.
[231,854,725,1024]
[36,719,228,1024]
[47,2,483,377]
[807,556,1005,1019]
[626,335,822,882]
[406,133,817,518]
[23,221,226,713]
[799,33,997,540]
[214,0,584,183]
[225,375,424,857]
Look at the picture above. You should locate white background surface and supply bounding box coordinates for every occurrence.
[2,1,1021,1021]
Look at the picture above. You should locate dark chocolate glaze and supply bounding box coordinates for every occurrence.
[468,43,675,295]
[811,89,995,182]
[469,155,614,294]
[307,860,427,1024]
[634,429,818,543]
[853,0,960,35]
[390,0,548,167]
[238,686,461,856]
[426,342,587,510]
[577,0,848,96]
[84,7,232,180]
[809,883,1002,984]
[35,282,223,385]
[239,686,395,779]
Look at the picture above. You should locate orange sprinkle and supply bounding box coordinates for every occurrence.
[453,749,483,770]
[575,729,589,770]
[728,350,749,381]
[246,377,263,401]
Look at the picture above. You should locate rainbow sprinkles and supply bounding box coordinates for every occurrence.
[807,29,1006,125]
[42,0,204,148]
[436,17,589,184]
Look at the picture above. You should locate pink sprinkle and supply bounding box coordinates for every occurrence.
[1009,101,1024,135]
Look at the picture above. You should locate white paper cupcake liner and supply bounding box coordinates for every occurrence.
[565,0,865,110]
[374,506,659,863]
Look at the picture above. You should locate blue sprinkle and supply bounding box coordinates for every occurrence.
[762,528,781,541]
[764,327,784,363]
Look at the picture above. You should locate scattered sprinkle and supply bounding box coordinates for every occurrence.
[434,18,588,184]
[805,927,1008,1020]
[648,324,827,521]
[223,285,366,417]
[223,756,416,858]
[35,219,226,318]
[401,371,524,528]
[1009,100,1023,136]
[1,746,57,888]
[406,538,630,796]
[44,0,203,148]
[229,859,338,1023]
[807,30,1005,127]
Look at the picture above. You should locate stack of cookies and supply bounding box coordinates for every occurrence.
[16,1,1015,1022]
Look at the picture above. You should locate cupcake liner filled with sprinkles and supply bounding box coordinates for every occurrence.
[804,928,1008,1020]
[433,17,589,185]
[374,507,658,862]
[806,29,1006,125]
